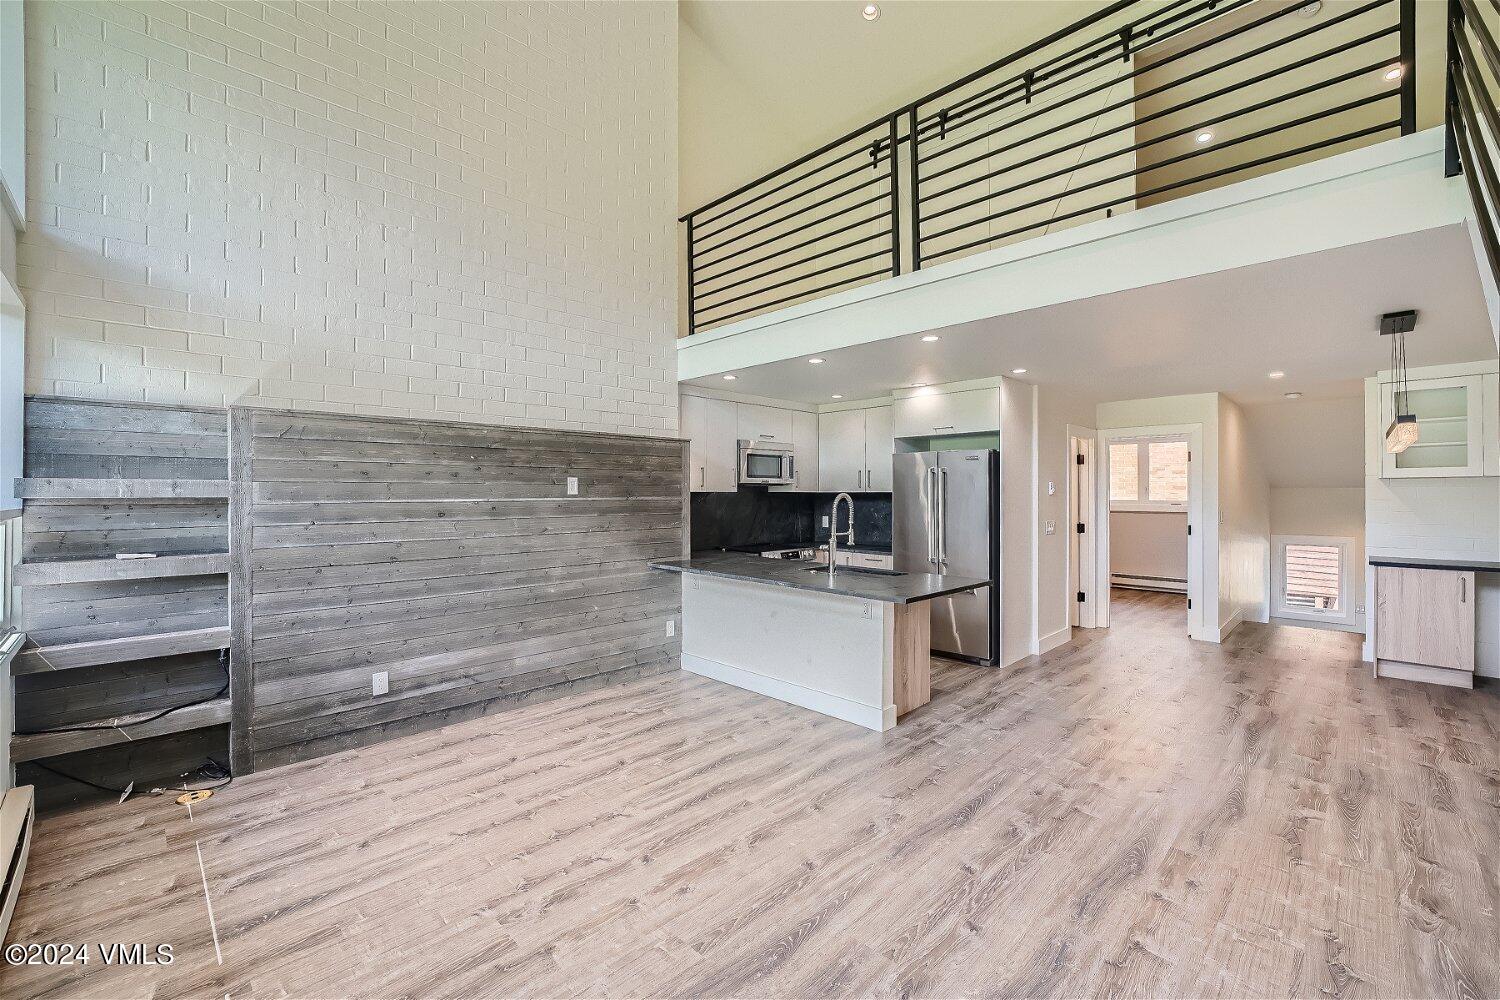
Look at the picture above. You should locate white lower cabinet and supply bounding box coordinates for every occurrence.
[681,393,737,493]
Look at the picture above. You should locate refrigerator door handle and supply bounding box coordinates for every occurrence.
[937,466,948,565]
[926,466,938,564]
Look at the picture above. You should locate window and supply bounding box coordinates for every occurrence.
[1272,536,1353,623]
[1109,437,1189,511]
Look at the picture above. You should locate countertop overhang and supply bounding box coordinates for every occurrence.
[1369,556,1500,574]
[651,552,988,605]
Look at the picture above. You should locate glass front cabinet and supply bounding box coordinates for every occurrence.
[1378,372,1495,479]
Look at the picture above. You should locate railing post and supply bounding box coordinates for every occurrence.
[888,115,901,276]
[908,107,922,272]
[685,215,697,336]
[1399,0,1416,135]
[1446,0,1463,177]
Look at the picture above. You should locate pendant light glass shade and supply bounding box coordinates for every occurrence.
[1385,413,1419,453]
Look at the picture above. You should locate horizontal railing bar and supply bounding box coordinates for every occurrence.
[693,192,892,273]
[924,90,1395,244]
[1455,35,1500,174]
[693,132,895,233]
[693,229,890,298]
[924,120,1397,263]
[693,155,883,245]
[918,0,1391,169]
[696,268,894,330]
[922,58,1393,222]
[907,1,1139,120]
[694,247,893,313]
[923,0,1201,136]
[694,214,889,286]
[682,116,896,224]
[923,21,1397,192]
[1449,83,1500,288]
[920,0,1236,140]
[1458,0,1500,87]
[693,173,891,258]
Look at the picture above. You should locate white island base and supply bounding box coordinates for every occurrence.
[679,573,931,731]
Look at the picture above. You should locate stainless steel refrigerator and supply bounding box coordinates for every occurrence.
[892,450,999,665]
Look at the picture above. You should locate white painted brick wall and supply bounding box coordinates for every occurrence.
[19,0,679,435]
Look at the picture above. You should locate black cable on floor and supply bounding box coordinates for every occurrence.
[28,757,234,797]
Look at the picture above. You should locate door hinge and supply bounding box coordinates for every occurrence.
[1077,591,1086,603]
[1076,453,1085,465]
[1187,524,1192,535]
[1076,522,1086,534]
[1187,598,1192,610]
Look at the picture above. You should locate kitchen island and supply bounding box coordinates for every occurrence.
[651,552,988,731]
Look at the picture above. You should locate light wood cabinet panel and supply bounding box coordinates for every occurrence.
[681,394,737,493]
[1375,565,1475,673]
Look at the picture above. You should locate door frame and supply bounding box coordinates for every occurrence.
[1067,427,1100,629]
[1097,423,1207,640]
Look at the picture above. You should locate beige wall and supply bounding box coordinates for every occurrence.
[1218,395,1271,629]
[1110,511,1188,585]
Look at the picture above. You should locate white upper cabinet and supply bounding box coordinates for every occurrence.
[681,393,738,493]
[737,403,794,444]
[819,405,894,493]
[1379,373,1493,479]
[892,388,1000,439]
[772,409,819,493]
[864,405,893,492]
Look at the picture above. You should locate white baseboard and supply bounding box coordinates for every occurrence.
[1037,626,1072,656]
[1217,609,1246,643]
[682,653,894,731]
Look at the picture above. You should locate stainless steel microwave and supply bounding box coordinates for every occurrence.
[738,439,795,485]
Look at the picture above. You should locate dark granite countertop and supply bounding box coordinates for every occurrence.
[1369,555,1500,574]
[651,552,987,605]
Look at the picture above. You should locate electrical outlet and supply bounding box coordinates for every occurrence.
[822,515,830,528]
[372,671,389,697]
[1044,519,1056,535]
[566,476,579,495]
[1355,603,1365,614]
[1047,481,1056,496]
[666,619,675,637]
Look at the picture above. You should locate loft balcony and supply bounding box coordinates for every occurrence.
[676,0,1500,384]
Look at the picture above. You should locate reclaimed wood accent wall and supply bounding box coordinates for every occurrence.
[16,398,231,806]
[231,408,687,772]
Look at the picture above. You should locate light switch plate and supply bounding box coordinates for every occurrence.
[1044,519,1056,535]
[566,476,579,495]
[666,619,675,637]
[372,671,389,697]
[1047,481,1056,496]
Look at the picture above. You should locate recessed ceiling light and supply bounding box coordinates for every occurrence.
[808,357,825,364]
[722,374,737,381]
[831,394,844,400]
[1384,64,1404,82]
[1195,129,1215,144]
[1284,391,1303,399]
[862,3,880,20]
[1011,368,1027,375]
[1297,0,1322,17]
[1268,370,1285,379]
[921,335,940,342]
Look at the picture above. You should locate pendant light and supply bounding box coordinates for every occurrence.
[1382,310,1420,453]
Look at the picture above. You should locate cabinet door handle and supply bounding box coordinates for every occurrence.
[934,425,955,431]
[760,434,776,439]
[857,469,863,489]
[699,466,705,488]
[1461,576,1467,602]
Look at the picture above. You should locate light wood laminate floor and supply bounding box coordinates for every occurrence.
[4,590,1497,999]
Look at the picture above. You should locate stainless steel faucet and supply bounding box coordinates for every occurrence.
[828,492,855,583]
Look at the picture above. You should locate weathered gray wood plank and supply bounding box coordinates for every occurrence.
[10,697,231,762]
[15,552,230,586]
[13,627,231,674]
[14,478,231,499]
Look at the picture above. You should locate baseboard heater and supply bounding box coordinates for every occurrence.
[0,785,35,946]
[1111,573,1187,594]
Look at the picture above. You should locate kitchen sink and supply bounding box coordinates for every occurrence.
[804,565,905,577]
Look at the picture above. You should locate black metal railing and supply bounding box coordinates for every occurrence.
[1446,0,1500,290]
[681,0,1417,335]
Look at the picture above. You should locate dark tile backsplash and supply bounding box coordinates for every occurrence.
[691,488,893,552]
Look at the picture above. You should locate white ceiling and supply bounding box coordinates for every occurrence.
[683,225,1498,411]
